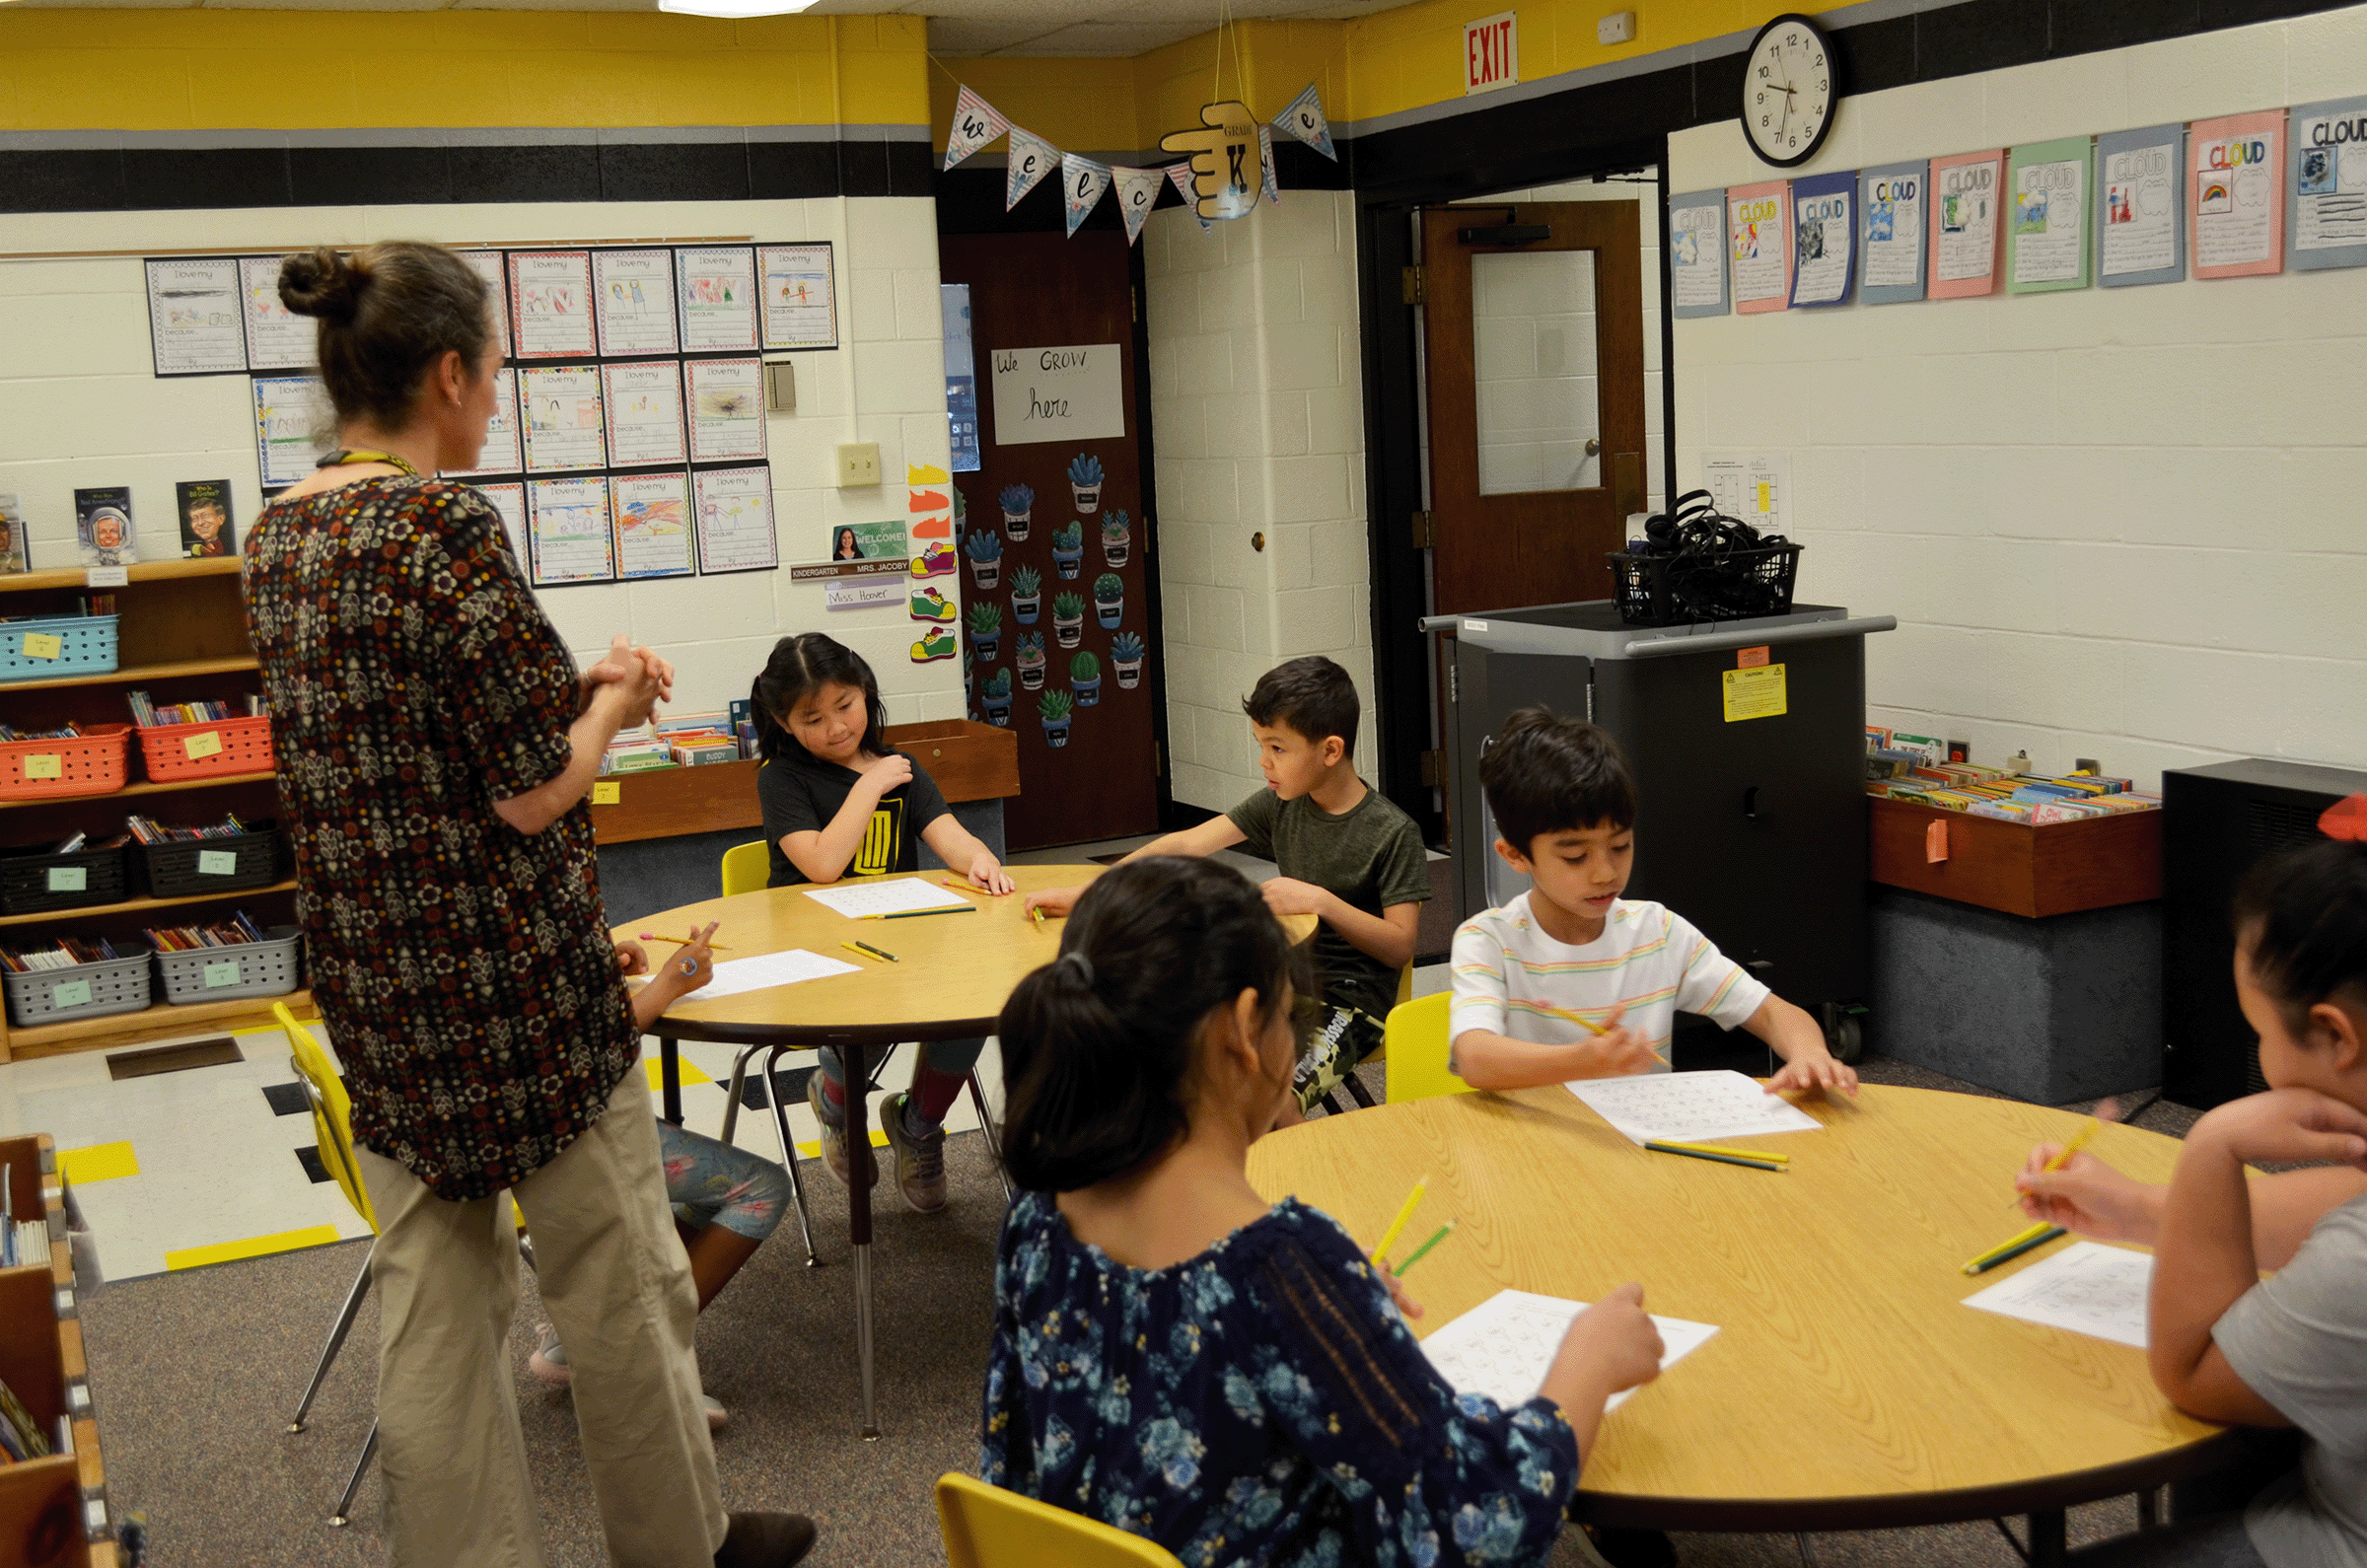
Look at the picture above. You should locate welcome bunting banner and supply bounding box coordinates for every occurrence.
[1062,154,1112,237]
[1168,163,1213,233]
[944,87,1011,172]
[1274,83,1338,161]
[1258,126,1282,204]
[1112,165,1168,245]
[1006,127,1061,210]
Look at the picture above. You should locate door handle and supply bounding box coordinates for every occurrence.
[1744,785,1759,821]
[1613,452,1641,517]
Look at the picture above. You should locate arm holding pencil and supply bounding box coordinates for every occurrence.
[621,921,718,1028]
[2018,1141,2367,1270]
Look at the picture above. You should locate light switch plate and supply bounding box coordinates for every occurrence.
[1597,10,1636,43]
[836,442,881,487]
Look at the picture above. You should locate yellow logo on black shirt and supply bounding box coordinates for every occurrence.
[854,796,904,876]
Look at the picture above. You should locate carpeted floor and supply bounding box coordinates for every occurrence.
[80,1057,2201,1567]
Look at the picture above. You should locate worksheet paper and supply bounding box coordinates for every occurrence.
[480,481,528,565]
[146,257,246,376]
[691,466,778,574]
[683,948,862,1001]
[760,243,838,350]
[2099,129,2184,281]
[527,475,615,586]
[1961,1241,2151,1349]
[509,249,596,359]
[592,248,680,357]
[251,374,337,489]
[2008,139,2090,290]
[1861,163,1927,293]
[610,470,696,579]
[2191,111,2285,277]
[1565,1070,1823,1145]
[456,249,514,357]
[1932,151,2003,291]
[521,366,608,472]
[1789,171,1856,306]
[685,358,768,463]
[802,879,972,919]
[601,362,688,468]
[452,369,522,477]
[1727,181,1791,312]
[677,246,760,353]
[238,254,315,370]
[1668,194,1727,314]
[2289,96,2367,264]
[1421,1290,1719,1414]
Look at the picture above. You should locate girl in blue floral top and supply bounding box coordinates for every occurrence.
[981,857,1667,1567]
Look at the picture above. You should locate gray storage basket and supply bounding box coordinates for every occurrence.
[2,951,152,1028]
[151,925,303,1005]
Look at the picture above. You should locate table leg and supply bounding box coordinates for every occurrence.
[660,1036,682,1126]
[2027,1509,2066,1568]
[842,1036,880,1441]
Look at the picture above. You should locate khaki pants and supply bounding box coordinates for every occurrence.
[357,1076,727,1568]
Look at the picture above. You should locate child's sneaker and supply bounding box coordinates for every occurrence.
[702,1392,728,1432]
[881,1093,948,1213]
[805,1074,877,1188]
[528,1322,571,1386]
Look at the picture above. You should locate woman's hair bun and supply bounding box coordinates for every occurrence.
[278,247,368,323]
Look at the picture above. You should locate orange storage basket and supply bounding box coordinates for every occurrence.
[0,723,133,801]
[136,714,274,782]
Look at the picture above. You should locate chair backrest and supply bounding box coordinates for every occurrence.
[1382,991,1473,1104]
[720,838,770,898]
[1395,962,1414,1008]
[276,1002,377,1233]
[936,1474,1183,1568]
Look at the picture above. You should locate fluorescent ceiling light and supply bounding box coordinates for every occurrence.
[658,0,819,15]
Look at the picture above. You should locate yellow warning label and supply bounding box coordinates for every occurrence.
[1722,663,1787,723]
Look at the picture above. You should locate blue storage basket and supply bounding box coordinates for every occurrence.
[0,615,120,683]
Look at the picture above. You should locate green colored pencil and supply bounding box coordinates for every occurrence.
[1393,1221,1456,1277]
[867,903,980,921]
[1644,1140,1785,1173]
[1963,1225,2066,1275]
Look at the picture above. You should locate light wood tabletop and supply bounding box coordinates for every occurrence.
[622,864,1316,1047]
[1246,1083,2255,1534]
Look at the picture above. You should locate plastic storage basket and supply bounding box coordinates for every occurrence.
[2,951,151,1029]
[0,724,133,803]
[152,925,303,1005]
[0,614,118,683]
[136,715,274,783]
[135,821,280,899]
[1608,543,1802,628]
[0,841,130,916]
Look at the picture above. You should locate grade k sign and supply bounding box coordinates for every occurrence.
[1466,11,1518,95]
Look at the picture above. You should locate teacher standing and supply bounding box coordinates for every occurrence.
[245,243,814,1568]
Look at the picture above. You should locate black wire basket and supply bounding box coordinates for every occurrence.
[1608,541,1802,627]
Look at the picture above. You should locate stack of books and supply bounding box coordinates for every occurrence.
[122,812,251,844]
[123,691,264,727]
[0,721,82,742]
[0,935,131,973]
[0,1371,54,1462]
[599,726,678,775]
[144,909,269,952]
[1863,737,2161,824]
[658,713,742,766]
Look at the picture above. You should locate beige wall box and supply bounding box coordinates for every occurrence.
[835,442,881,487]
[1597,11,1636,45]
[764,360,796,414]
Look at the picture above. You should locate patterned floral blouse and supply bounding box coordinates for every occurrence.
[245,476,638,1201]
[982,1193,1580,1567]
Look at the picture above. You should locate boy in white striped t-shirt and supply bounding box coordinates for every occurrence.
[1448,708,1858,1096]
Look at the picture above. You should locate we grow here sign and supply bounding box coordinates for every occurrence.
[989,342,1126,445]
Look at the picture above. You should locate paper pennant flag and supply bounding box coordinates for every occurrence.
[944,86,1010,172]
[908,463,950,485]
[1112,165,1165,245]
[1006,127,1060,210]
[1062,154,1112,238]
[2321,793,2367,841]
[1167,164,1212,233]
[1257,125,1282,205]
[1274,83,1338,162]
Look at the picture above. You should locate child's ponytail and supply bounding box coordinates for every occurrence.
[998,857,1297,1192]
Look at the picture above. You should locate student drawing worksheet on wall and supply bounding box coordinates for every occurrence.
[251,374,336,489]
[527,474,615,586]
[601,362,688,468]
[237,255,314,370]
[521,366,608,472]
[759,243,837,350]
[452,369,521,477]
[692,466,777,574]
[611,470,696,579]
[456,249,513,356]
[510,249,597,359]
[592,249,681,358]
[480,481,528,566]
[685,358,767,463]
[146,258,246,376]
[677,247,759,353]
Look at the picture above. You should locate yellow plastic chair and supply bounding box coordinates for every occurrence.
[1382,991,1475,1104]
[936,1473,1184,1568]
[720,837,769,897]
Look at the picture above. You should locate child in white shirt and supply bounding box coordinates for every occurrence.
[1449,707,1857,1096]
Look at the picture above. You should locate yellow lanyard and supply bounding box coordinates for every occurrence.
[320,448,422,478]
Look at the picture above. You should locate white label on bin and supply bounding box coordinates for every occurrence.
[86,566,128,588]
[196,849,237,876]
[21,632,62,660]
[23,754,62,781]
[1462,620,1488,632]
[51,979,92,1008]
[183,731,224,760]
[202,961,243,989]
[46,866,87,892]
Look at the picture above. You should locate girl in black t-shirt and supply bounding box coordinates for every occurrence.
[749,633,1014,1213]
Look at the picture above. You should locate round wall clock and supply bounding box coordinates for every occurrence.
[1742,13,1836,168]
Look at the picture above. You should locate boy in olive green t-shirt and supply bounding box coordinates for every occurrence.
[1027,656,1429,1109]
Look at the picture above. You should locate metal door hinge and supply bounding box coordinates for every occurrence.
[1409,510,1435,549]
[1401,265,1425,305]
[1132,285,1141,323]
[1449,663,1459,703]
[1418,748,1444,787]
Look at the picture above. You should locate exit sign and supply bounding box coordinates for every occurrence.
[1465,11,1518,95]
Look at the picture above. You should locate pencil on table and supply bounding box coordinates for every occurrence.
[1370,1175,1429,1263]
[1961,1223,2066,1275]
[1652,1139,1789,1165]
[865,904,978,921]
[1644,1141,1785,1173]
[1393,1221,1457,1277]
[1031,904,1046,929]
[840,939,898,963]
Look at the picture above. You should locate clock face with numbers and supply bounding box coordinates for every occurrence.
[1742,13,1836,168]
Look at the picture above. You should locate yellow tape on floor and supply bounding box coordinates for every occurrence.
[59,1141,139,1184]
[166,1224,343,1271]
[643,1058,714,1091]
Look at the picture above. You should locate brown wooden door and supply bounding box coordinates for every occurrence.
[1419,201,1647,614]
[937,231,1160,851]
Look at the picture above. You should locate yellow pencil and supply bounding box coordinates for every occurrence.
[2009,1115,2104,1209]
[1370,1174,1429,1264]
[1960,1220,2055,1274]
[1542,1003,1612,1036]
[1031,904,1046,930]
[840,939,898,963]
[1653,1139,1790,1165]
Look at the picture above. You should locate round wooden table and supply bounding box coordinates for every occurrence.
[627,865,1315,1438]
[1244,1083,2256,1561]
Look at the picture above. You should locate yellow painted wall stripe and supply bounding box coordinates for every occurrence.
[58,1141,139,1185]
[167,1224,343,1271]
